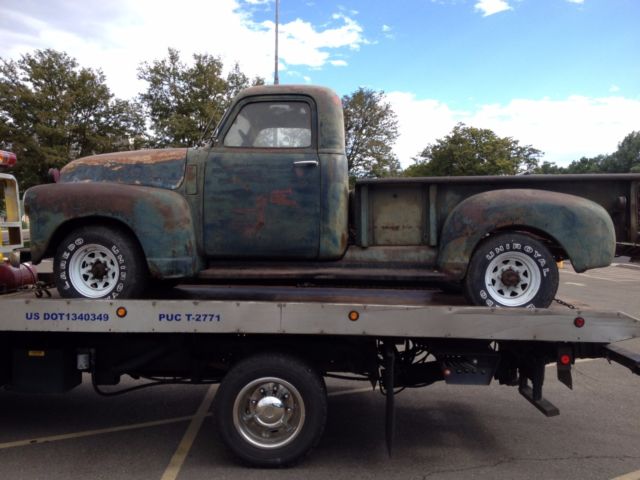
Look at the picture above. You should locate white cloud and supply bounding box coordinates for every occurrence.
[387,93,640,167]
[330,59,348,67]
[381,24,394,39]
[474,0,512,16]
[609,84,620,93]
[566,0,585,4]
[386,92,462,163]
[0,0,365,99]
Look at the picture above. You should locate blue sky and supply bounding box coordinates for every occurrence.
[1,0,639,166]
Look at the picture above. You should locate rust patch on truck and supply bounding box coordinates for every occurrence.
[61,149,188,190]
[269,189,297,207]
[62,149,187,168]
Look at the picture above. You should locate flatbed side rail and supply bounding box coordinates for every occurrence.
[0,298,638,344]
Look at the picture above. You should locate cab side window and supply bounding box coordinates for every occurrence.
[224,102,312,148]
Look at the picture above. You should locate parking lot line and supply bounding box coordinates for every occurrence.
[611,468,640,480]
[0,415,195,450]
[160,384,217,480]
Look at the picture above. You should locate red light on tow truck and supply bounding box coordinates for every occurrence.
[559,354,572,366]
[574,317,585,328]
[0,150,17,168]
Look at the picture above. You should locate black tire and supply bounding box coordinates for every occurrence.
[464,232,559,308]
[54,225,147,299]
[214,353,327,467]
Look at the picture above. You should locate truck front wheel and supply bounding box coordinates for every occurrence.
[214,353,327,467]
[54,225,147,299]
[464,232,559,308]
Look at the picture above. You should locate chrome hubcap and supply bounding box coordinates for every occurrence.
[233,377,305,449]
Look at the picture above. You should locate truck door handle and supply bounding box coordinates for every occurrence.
[293,160,319,167]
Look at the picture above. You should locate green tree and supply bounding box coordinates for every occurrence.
[601,131,640,173]
[405,123,542,177]
[137,48,263,148]
[0,49,145,189]
[342,87,401,179]
[563,155,605,173]
[534,160,565,174]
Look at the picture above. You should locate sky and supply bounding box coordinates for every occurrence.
[1,0,639,167]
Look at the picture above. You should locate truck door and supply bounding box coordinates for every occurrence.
[203,98,321,258]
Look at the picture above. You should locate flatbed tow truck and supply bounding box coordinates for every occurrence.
[1,283,639,467]
[1,151,640,467]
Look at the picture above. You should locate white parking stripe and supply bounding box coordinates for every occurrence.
[0,385,371,453]
[0,415,195,450]
[160,384,217,480]
[610,469,640,480]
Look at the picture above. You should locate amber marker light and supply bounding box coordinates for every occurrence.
[348,311,360,321]
[116,307,128,318]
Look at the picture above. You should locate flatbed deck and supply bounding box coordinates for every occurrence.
[1,285,638,344]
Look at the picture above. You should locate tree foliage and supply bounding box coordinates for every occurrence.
[137,48,263,148]
[405,123,542,177]
[0,49,145,189]
[342,87,401,179]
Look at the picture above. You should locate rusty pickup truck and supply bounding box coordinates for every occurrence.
[23,85,640,307]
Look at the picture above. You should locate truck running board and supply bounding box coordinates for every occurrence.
[603,343,640,375]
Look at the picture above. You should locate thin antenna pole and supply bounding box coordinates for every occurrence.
[274,0,280,85]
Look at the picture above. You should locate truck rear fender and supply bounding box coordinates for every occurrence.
[24,183,201,278]
[437,189,616,278]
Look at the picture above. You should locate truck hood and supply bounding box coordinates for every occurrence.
[60,148,188,190]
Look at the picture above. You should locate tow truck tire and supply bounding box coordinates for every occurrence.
[214,353,327,467]
[464,232,559,308]
[54,225,147,299]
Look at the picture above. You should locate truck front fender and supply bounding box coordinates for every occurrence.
[437,189,615,277]
[24,183,201,278]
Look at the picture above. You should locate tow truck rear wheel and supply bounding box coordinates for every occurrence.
[214,353,327,467]
[464,232,559,308]
[54,225,147,299]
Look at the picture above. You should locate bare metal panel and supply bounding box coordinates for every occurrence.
[370,185,425,245]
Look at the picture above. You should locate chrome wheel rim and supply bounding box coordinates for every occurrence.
[68,243,119,298]
[485,251,540,306]
[233,377,305,449]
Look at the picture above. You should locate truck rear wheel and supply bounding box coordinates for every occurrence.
[464,232,559,308]
[214,353,327,467]
[54,225,147,299]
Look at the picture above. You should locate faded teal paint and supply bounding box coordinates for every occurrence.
[202,148,321,258]
[24,182,201,278]
[437,189,616,277]
[319,153,349,259]
[61,149,188,190]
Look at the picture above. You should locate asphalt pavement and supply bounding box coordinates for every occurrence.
[0,263,639,480]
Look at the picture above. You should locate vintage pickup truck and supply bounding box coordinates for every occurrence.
[23,85,640,307]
